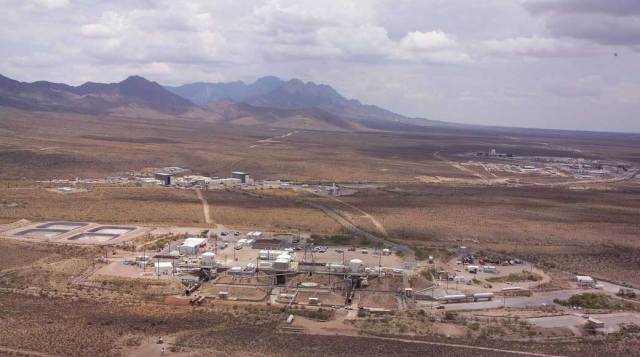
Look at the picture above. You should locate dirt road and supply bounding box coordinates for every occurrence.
[249,130,297,149]
[433,151,489,183]
[195,188,212,224]
[305,201,410,255]
[323,195,388,236]
[367,336,566,357]
[0,346,63,357]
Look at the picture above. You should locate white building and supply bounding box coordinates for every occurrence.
[482,265,497,273]
[155,261,173,275]
[576,275,595,288]
[258,250,286,260]
[178,237,207,255]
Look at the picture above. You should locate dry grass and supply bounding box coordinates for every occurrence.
[204,189,342,233]
[0,187,203,225]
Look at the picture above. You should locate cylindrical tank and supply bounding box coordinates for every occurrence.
[349,259,365,273]
[201,252,216,265]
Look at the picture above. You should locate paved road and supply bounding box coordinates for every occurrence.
[528,312,640,332]
[597,280,640,296]
[420,289,583,311]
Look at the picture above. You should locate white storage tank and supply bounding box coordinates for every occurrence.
[441,294,468,303]
[472,292,494,301]
[201,252,216,265]
[349,259,365,273]
[326,263,347,273]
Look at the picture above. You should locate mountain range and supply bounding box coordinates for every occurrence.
[0,73,434,131]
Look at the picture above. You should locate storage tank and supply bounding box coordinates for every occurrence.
[472,292,494,301]
[201,252,216,265]
[440,294,468,303]
[349,259,365,273]
[326,263,347,273]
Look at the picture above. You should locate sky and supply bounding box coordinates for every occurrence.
[1,0,640,133]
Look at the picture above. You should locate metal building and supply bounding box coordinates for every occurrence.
[231,171,250,184]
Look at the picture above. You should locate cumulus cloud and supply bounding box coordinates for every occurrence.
[249,1,470,64]
[77,5,227,64]
[399,31,457,51]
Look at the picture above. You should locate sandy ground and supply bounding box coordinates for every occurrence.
[528,312,640,334]
[124,335,193,357]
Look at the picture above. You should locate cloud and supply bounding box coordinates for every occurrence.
[80,23,116,38]
[77,6,227,64]
[250,1,470,64]
[399,31,457,51]
[2,0,640,132]
[523,0,640,48]
[26,0,69,10]
[483,36,594,57]
[542,76,602,98]
[546,14,640,47]
[523,0,640,16]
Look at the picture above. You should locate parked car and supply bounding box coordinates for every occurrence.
[348,247,356,251]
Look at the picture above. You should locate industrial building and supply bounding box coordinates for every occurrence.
[231,171,250,184]
[154,173,173,186]
[155,261,173,275]
[178,237,207,255]
[576,275,596,288]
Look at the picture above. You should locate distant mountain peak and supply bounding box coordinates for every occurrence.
[165,75,417,126]
[0,73,195,115]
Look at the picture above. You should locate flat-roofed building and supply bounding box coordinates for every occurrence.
[231,171,250,184]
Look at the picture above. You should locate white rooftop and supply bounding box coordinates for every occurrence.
[181,237,206,248]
